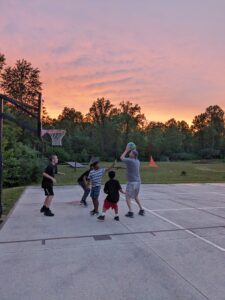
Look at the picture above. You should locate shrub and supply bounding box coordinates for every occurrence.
[3,143,44,187]
[199,148,221,159]
[79,149,89,162]
[170,152,198,161]
[45,147,71,163]
[159,155,170,162]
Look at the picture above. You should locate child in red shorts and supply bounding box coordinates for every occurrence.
[97,171,125,221]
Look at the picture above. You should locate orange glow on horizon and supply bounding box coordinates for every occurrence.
[1,0,225,125]
[44,95,195,125]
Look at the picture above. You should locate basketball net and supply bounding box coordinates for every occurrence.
[41,129,66,146]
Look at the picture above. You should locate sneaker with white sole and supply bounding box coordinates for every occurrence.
[90,210,99,216]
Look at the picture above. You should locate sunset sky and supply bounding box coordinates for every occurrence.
[0,0,225,123]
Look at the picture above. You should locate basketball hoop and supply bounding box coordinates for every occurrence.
[41,129,66,146]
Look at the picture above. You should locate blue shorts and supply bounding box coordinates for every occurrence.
[90,186,101,199]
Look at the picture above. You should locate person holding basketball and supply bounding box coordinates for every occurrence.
[120,143,145,218]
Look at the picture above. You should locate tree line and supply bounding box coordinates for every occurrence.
[0,53,225,186]
[49,101,225,162]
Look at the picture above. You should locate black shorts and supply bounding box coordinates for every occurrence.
[43,186,54,196]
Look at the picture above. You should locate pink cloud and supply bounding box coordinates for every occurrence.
[0,0,225,122]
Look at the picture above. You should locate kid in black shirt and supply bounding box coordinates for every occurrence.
[41,155,60,216]
[97,171,125,221]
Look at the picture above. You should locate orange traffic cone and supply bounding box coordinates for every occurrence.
[148,156,158,169]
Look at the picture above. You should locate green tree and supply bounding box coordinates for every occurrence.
[192,113,207,149]
[0,59,42,106]
[0,53,6,74]
[87,98,116,124]
[57,107,84,135]
[192,105,225,151]
[177,120,193,152]
[58,107,83,123]
[205,105,224,149]
[164,119,183,156]
[146,122,165,160]
[86,98,116,156]
[117,101,146,145]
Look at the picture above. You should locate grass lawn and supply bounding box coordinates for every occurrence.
[56,160,225,185]
[2,186,25,217]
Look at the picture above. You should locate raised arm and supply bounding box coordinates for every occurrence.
[105,161,116,172]
[120,145,130,161]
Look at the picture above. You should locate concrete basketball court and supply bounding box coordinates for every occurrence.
[1,184,225,300]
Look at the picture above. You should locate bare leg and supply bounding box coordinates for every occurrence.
[44,196,54,208]
[134,196,143,210]
[126,197,133,212]
[100,206,107,217]
[43,196,49,206]
[114,206,118,215]
[92,198,99,212]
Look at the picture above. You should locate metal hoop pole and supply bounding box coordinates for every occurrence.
[37,93,42,139]
[0,97,3,217]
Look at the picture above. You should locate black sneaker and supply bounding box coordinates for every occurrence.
[90,210,99,216]
[40,206,46,213]
[44,208,54,217]
[83,200,88,207]
[125,212,134,218]
[97,215,105,221]
[114,216,119,221]
[80,200,88,207]
[139,209,145,216]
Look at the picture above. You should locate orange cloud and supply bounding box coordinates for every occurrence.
[0,0,225,124]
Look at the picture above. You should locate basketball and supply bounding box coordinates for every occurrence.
[127,142,136,150]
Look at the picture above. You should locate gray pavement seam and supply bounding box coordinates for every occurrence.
[1,225,225,245]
